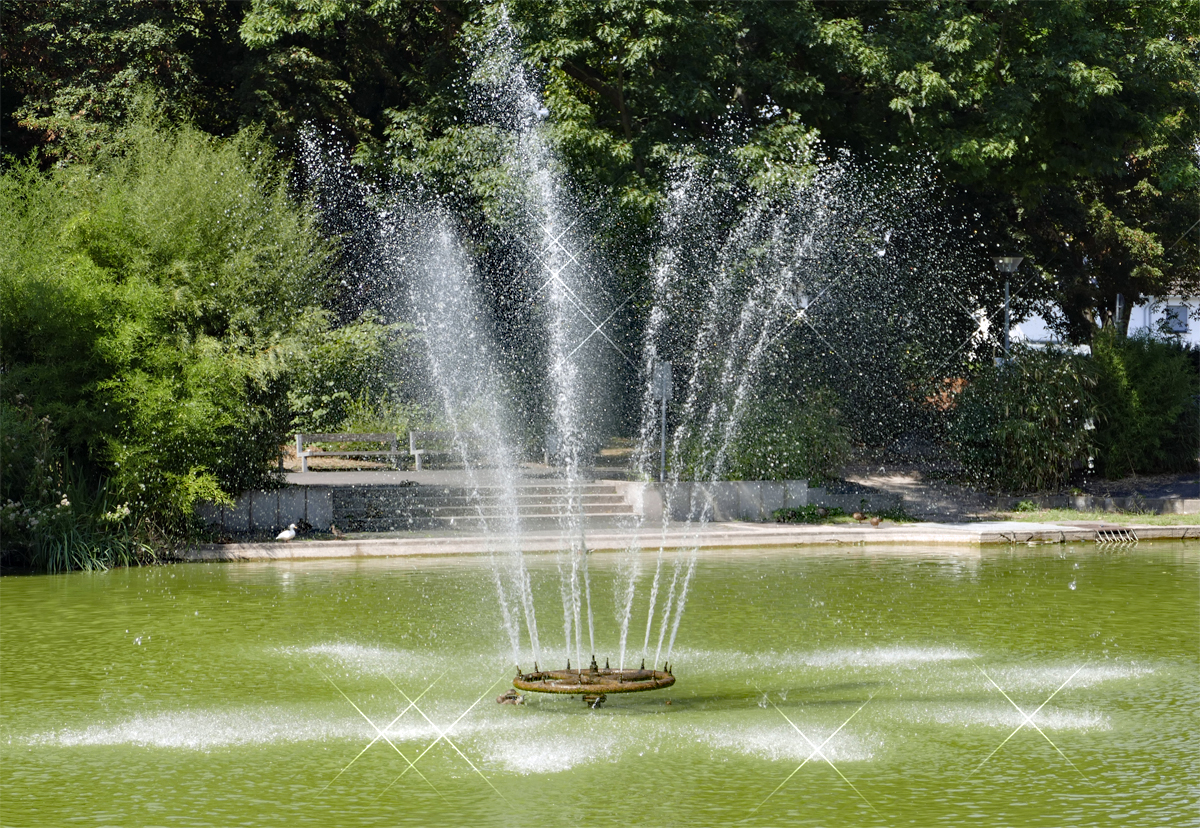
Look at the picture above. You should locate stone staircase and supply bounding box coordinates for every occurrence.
[332,482,637,532]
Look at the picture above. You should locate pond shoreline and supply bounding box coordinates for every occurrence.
[182,519,1200,561]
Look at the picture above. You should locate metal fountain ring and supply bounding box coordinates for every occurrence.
[514,657,674,707]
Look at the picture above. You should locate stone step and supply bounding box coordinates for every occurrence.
[338,512,641,533]
[329,482,634,533]
[428,503,635,518]
[333,484,620,499]
[331,498,628,512]
[399,494,627,508]
[332,496,627,514]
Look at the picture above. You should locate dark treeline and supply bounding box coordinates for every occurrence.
[5,1,1197,327]
[1,1,1198,568]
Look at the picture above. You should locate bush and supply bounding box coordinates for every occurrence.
[0,400,157,571]
[772,505,846,524]
[721,387,851,482]
[1,118,332,554]
[950,346,1098,492]
[288,313,421,434]
[1091,329,1200,477]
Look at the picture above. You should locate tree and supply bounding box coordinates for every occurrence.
[506,1,1199,341]
[1,0,250,160]
[766,1,1200,340]
[1,118,332,538]
[237,0,467,159]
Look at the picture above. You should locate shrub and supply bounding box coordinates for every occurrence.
[721,386,851,482]
[1,118,332,553]
[950,346,1098,492]
[773,505,846,524]
[0,400,157,571]
[288,314,421,434]
[1091,329,1200,477]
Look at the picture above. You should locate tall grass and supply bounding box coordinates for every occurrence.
[1,400,158,573]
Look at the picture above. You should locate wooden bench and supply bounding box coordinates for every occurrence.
[295,433,406,473]
[408,430,487,471]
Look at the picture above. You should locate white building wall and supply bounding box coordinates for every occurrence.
[1009,296,1200,349]
[1128,296,1200,347]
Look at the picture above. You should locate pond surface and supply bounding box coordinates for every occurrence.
[3,543,1196,827]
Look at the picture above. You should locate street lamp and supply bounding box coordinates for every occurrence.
[992,256,1023,361]
[790,283,811,317]
[652,361,673,483]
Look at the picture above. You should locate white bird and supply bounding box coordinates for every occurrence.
[276,523,297,541]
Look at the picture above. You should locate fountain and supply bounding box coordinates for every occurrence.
[513,656,674,708]
[297,17,994,708]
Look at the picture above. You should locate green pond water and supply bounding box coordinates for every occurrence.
[2,543,1196,827]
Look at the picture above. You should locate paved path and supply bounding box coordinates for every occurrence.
[843,467,1200,520]
[283,469,567,487]
[182,519,1198,562]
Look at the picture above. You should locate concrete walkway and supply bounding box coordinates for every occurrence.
[283,469,573,487]
[182,519,1199,562]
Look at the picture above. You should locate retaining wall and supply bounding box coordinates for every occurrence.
[612,480,901,522]
[196,487,333,534]
[994,494,1200,514]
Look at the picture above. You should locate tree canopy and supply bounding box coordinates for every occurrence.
[5,1,1196,335]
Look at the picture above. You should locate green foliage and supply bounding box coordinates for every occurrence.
[1,118,332,545]
[872,505,918,524]
[336,398,432,443]
[514,0,822,202]
[288,313,419,433]
[1091,329,1200,477]
[0,400,156,571]
[950,347,1098,492]
[799,0,1200,336]
[721,387,851,482]
[772,504,917,524]
[238,0,458,157]
[1014,500,1039,513]
[1,0,248,158]
[5,0,1197,338]
[773,504,845,524]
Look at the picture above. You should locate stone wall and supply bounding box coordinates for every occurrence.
[196,487,333,534]
[611,480,901,522]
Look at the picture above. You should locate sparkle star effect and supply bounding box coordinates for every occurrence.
[375,673,509,802]
[372,672,508,801]
[317,667,510,802]
[967,660,1087,779]
[316,667,444,796]
[748,689,880,818]
[927,270,1043,381]
[530,222,636,367]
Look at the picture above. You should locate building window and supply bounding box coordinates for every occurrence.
[1163,305,1189,334]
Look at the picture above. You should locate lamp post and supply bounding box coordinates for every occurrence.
[992,256,1023,361]
[652,361,673,483]
[793,284,811,317]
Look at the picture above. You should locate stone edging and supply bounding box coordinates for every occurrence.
[180,521,1200,562]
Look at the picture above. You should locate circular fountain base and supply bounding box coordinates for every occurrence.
[514,659,674,706]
